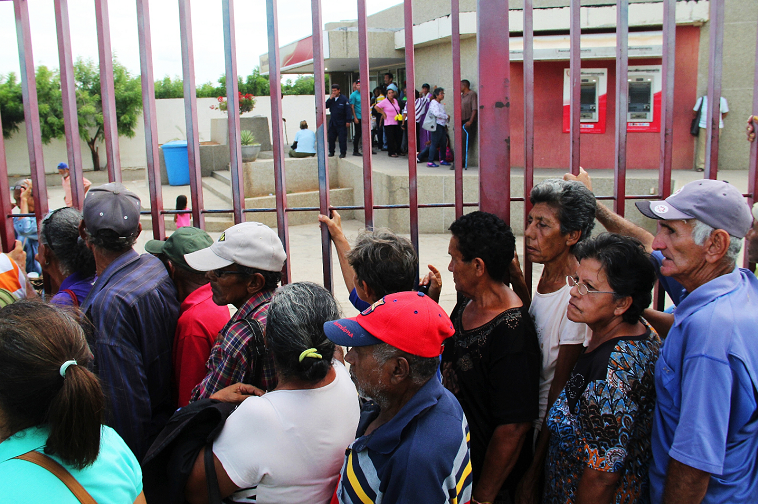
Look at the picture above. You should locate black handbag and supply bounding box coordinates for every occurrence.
[690,97,703,136]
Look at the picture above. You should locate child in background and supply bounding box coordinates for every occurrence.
[174,195,191,228]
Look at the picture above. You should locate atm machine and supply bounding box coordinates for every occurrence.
[580,76,599,122]
[627,75,654,122]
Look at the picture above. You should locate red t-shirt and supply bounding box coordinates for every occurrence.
[173,283,231,407]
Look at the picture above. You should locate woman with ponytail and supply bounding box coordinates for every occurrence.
[37,207,96,307]
[185,282,360,504]
[0,301,145,503]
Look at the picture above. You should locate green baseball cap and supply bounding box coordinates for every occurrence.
[145,227,214,271]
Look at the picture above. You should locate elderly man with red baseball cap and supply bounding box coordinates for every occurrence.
[634,179,758,504]
[324,291,472,504]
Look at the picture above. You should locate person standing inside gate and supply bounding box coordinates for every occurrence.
[374,88,404,158]
[58,162,91,208]
[460,80,478,169]
[692,93,728,172]
[426,87,450,167]
[349,80,363,157]
[326,84,352,159]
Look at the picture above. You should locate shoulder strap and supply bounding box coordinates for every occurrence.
[204,442,223,504]
[14,450,97,504]
[62,289,79,308]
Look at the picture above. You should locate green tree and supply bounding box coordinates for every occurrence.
[154,75,184,99]
[0,73,25,139]
[74,58,143,171]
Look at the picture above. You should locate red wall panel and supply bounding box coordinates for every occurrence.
[508,26,700,170]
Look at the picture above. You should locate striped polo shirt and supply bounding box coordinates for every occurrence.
[0,254,26,300]
[337,377,473,504]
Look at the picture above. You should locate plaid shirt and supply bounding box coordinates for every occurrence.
[190,289,277,401]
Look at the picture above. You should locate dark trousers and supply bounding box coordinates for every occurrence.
[328,121,347,155]
[428,125,447,162]
[353,119,362,153]
[384,124,401,156]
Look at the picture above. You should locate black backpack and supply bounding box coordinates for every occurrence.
[142,399,237,504]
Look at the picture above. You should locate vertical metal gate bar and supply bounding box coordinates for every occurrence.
[178,0,206,229]
[14,0,49,225]
[705,0,724,180]
[523,0,535,291]
[136,0,165,240]
[54,0,85,210]
[94,0,122,182]
[0,113,14,252]
[311,0,333,292]
[451,0,463,219]
[477,0,511,221]
[613,0,629,217]
[659,0,675,199]
[568,0,581,175]
[745,16,758,270]
[404,0,419,255]
[655,0,677,310]
[221,0,245,224]
[357,0,374,229]
[266,0,292,284]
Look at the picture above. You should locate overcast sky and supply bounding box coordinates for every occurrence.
[0,0,401,85]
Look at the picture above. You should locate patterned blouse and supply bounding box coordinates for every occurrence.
[543,321,661,504]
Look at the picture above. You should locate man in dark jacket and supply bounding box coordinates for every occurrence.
[326,83,352,158]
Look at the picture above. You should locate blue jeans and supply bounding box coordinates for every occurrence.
[427,125,447,162]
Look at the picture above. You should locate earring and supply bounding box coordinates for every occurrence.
[45,261,50,266]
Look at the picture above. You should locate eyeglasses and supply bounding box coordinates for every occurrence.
[212,268,248,278]
[566,275,616,296]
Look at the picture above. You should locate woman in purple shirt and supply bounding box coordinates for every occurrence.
[37,207,96,307]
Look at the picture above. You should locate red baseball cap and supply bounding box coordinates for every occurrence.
[323,291,455,358]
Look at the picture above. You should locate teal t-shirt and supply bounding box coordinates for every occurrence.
[0,425,142,503]
[349,90,362,119]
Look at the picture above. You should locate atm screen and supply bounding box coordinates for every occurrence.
[628,78,653,121]
[580,81,598,121]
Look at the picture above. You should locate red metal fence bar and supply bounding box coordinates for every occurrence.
[404,0,419,255]
[54,0,85,210]
[613,0,629,217]
[266,0,292,284]
[136,0,165,240]
[311,0,333,292]
[659,0,675,200]
[0,112,14,252]
[178,0,206,230]
[523,0,535,291]
[14,0,49,225]
[568,0,581,176]
[357,0,374,229]
[477,0,511,221]
[746,15,758,270]
[94,0,121,183]
[705,0,725,180]
[221,0,245,224]
[451,0,463,220]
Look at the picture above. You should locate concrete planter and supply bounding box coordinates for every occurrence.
[241,144,261,162]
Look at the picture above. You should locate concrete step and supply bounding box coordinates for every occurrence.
[212,169,232,185]
[243,187,355,228]
[139,213,233,233]
[202,175,233,205]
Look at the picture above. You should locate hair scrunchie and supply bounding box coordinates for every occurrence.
[59,360,78,378]
[298,348,322,362]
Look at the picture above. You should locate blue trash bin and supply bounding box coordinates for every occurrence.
[161,140,190,186]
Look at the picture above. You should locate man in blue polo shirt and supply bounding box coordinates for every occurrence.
[324,291,472,504]
[634,179,758,504]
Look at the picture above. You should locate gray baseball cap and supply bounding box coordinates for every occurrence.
[184,222,286,272]
[82,183,141,237]
[635,179,752,238]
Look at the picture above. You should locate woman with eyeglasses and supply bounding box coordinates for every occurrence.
[37,207,96,307]
[528,233,661,504]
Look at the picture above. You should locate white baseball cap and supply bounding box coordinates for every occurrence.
[184,222,286,272]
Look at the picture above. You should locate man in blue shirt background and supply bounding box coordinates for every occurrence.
[325,83,352,158]
[349,80,363,157]
[79,183,180,467]
[635,179,758,504]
